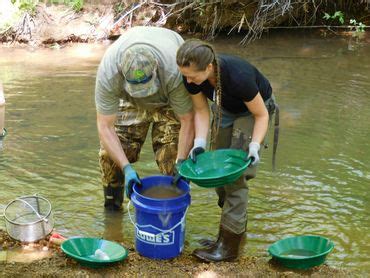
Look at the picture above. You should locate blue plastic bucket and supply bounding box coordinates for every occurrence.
[128,175,191,260]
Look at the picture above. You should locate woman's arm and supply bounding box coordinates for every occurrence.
[244,92,269,144]
[244,92,269,165]
[187,93,210,161]
[191,93,210,140]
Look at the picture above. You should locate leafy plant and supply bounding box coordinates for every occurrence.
[114,2,125,15]
[64,0,83,12]
[349,19,366,33]
[323,11,345,24]
[11,0,39,14]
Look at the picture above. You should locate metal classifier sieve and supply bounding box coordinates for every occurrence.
[3,194,54,242]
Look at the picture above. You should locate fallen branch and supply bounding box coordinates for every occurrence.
[13,12,35,43]
[111,2,146,30]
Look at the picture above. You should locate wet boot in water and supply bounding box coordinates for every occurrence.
[193,227,244,262]
[103,185,124,211]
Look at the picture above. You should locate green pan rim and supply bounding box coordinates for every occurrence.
[267,235,334,261]
[61,237,128,264]
[180,156,251,181]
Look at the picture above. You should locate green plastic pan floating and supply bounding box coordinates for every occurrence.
[178,149,251,188]
[268,235,334,269]
[61,237,128,268]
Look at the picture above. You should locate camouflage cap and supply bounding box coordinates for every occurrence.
[122,45,159,98]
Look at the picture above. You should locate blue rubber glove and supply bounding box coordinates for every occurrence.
[123,164,141,199]
[189,138,206,163]
[248,142,260,166]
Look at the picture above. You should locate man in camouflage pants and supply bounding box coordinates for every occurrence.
[95,27,194,210]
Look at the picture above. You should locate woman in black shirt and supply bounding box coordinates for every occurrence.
[176,39,277,262]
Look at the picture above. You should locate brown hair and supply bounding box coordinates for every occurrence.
[176,39,222,149]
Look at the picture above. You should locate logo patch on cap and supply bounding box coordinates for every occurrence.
[133,69,145,81]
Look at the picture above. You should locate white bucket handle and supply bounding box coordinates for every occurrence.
[127,200,189,234]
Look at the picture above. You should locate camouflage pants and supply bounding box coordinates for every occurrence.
[214,96,276,234]
[99,103,180,188]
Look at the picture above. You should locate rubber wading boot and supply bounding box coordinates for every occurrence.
[192,227,244,262]
[198,229,222,247]
[218,198,224,209]
[198,198,224,247]
[103,185,124,211]
[198,238,217,248]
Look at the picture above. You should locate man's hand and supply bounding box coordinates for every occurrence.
[189,138,206,162]
[248,142,260,166]
[123,164,141,199]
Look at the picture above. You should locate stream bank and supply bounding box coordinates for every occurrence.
[0,230,354,277]
[1,0,369,46]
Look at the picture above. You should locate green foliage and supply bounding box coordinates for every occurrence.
[114,1,125,15]
[64,0,83,12]
[47,0,84,12]
[323,11,366,36]
[10,0,83,13]
[11,0,39,14]
[323,11,345,24]
[349,19,366,33]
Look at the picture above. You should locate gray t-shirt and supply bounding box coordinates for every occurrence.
[95,26,192,116]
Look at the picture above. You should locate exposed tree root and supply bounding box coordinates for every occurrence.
[0,0,369,46]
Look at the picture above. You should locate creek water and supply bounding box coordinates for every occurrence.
[0,30,369,272]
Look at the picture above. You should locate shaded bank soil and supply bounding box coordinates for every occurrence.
[2,1,369,47]
[0,230,354,277]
